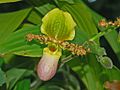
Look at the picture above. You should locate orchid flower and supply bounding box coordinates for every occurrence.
[37,8,76,81]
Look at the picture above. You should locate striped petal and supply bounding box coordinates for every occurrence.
[41,8,76,41]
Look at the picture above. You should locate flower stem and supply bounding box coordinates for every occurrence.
[89,29,112,41]
[60,55,78,68]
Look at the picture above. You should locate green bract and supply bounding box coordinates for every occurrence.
[99,56,113,69]
[41,8,76,41]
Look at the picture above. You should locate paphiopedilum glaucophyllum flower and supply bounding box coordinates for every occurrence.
[36,8,76,81]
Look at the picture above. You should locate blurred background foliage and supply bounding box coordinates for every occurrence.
[0,0,120,90]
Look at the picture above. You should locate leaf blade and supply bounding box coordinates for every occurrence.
[0,0,21,4]
[0,8,31,43]
[0,26,43,57]
[14,79,30,90]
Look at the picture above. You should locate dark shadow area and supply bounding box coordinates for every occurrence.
[0,0,52,13]
[0,1,30,13]
[85,0,120,19]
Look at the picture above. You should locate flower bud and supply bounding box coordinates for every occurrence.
[99,56,113,69]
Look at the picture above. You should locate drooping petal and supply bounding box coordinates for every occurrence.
[37,46,61,81]
[41,8,76,41]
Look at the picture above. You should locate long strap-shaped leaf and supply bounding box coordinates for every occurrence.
[61,3,98,44]
[0,0,21,4]
[58,2,103,90]
[0,8,31,43]
[0,26,43,57]
[58,2,120,90]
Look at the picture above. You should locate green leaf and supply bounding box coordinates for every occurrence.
[56,2,120,90]
[38,68,80,90]
[24,0,52,7]
[0,8,31,44]
[39,86,63,90]
[14,79,30,90]
[67,54,120,90]
[60,2,98,44]
[0,68,6,86]
[6,68,33,90]
[56,2,104,90]
[67,55,104,90]
[27,10,42,25]
[104,30,120,60]
[117,31,120,42]
[35,3,56,15]
[0,0,21,4]
[58,0,74,4]
[101,66,120,82]
[0,58,4,67]
[27,3,56,25]
[0,26,43,57]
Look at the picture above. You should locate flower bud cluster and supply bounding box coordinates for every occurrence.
[99,18,120,27]
[26,34,88,56]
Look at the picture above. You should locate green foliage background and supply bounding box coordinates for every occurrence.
[0,0,120,90]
